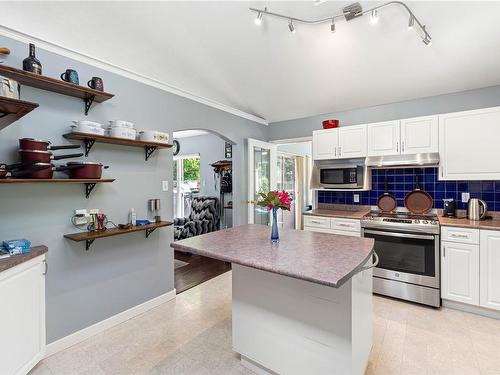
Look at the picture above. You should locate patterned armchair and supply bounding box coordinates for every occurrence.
[174,196,221,241]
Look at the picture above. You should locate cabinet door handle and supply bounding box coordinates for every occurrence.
[402,141,405,152]
[396,142,399,153]
[450,233,468,239]
[443,246,446,257]
[310,220,323,224]
[334,147,337,157]
[43,260,48,275]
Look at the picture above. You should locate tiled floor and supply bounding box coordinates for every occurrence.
[31,271,500,375]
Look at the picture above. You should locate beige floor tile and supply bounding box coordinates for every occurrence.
[31,273,500,375]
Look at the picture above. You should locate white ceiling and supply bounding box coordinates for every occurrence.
[173,129,209,138]
[2,1,500,123]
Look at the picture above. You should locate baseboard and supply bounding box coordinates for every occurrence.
[442,299,500,320]
[45,289,176,357]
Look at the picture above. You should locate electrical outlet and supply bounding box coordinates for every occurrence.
[353,194,360,203]
[462,192,470,203]
[162,181,168,191]
[75,209,87,215]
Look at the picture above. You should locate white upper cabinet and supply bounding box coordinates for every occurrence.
[313,128,338,160]
[439,106,500,180]
[480,230,500,311]
[337,125,367,159]
[400,115,438,154]
[367,120,401,156]
[313,125,366,160]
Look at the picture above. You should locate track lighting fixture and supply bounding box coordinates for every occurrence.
[249,2,433,46]
[408,15,415,29]
[255,11,263,26]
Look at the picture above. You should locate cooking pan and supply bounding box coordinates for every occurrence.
[0,160,40,171]
[19,149,83,163]
[404,175,433,214]
[20,163,84,179]
[19,138,81,151]
[63,162,109,179]
[377,176,397,212]
[0,164,50,179]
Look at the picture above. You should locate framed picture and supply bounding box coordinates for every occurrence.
[225,142,232,159]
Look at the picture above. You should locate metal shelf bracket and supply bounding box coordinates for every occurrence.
[145,228,156,238]
[84,95,95,116]
[83,138,95,156]
[85,183,97,198]
[86,239,94,251]
[145,146,157,161]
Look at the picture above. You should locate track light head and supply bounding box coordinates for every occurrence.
[330,19,336,33]
[288,20,296,33]
[423,36,432,46]
[370,9,379,24]
[255,11,263,26]
[408,16,415,29]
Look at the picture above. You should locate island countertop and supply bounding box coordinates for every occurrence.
[171,224,374,288]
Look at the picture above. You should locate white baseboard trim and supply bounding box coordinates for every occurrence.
[45,289,176,357]
[442,299,500,320]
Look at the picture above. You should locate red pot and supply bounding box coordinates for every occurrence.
[19,149,83,163]
[0,164,50,179]
[19,138,81,151]
[21,163,83,179]
[64,162,109,179]
[322,119,339,129]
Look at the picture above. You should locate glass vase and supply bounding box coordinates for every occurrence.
[271,207,279,243]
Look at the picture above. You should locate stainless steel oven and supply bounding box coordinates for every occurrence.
[361,212,441,307]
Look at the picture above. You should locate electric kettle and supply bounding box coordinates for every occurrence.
[467,198,488,220]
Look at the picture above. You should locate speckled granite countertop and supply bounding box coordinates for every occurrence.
[0,245,47,273]
[171,224,374,288]
[439,216,500,231]
[303,208,370,219]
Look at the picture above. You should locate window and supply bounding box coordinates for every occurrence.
[173,154,201,218]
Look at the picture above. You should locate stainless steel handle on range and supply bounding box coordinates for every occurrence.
[363,229,435,241]
[360,252,379,272]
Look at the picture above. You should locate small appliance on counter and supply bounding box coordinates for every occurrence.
[443,198,457,217]
[467,198,488,220]
[2,238,31,256]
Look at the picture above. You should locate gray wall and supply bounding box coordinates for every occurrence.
[268,85,500,139]
[0,35,266,343]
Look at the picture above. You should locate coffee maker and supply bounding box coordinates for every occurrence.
[443,198,456,217]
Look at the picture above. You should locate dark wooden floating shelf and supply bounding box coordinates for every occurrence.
[64,221,173,250]
[63,132,173,160]
[0,178,115,198]
[0,96,39,131]
[0,65,114,115]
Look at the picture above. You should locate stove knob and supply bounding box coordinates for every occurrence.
[431,221,437,225]
[422,220,428,224]
[414,219,420,224]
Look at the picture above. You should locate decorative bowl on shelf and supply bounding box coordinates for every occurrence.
[322,119,339,129]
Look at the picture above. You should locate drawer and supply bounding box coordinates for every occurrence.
[441,226,479,244]
[330,218,361,233]
[303,215,330,229]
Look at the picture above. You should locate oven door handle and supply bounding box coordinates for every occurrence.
[360,251,379,272]
[363,229,435,241]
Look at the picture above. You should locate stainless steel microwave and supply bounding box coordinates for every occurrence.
[311,161,366,189]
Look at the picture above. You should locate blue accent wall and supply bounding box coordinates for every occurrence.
[318,168,500,211]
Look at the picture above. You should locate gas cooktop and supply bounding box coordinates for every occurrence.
[361,210,439,234]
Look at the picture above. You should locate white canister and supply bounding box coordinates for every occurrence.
[71,125,105,136]
[108,126,137,140]
[0,77,20,99]
[138,130,169,144]
[109,120,134,129]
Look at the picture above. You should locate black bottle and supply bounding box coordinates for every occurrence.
[22,43,42,75]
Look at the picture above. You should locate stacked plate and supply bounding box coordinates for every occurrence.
[107,120,136,140]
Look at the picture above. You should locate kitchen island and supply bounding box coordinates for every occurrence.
[171,224,375,375]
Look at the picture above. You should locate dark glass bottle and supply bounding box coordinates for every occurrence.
[22,43,42,75]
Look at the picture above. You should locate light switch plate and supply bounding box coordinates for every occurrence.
[162,181,168,191]
[462,192,470,203]
[353,194,360,203]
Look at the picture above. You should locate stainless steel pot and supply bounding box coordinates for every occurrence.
[467,198,488,221]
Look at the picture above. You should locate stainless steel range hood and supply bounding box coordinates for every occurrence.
[365,152,439,169]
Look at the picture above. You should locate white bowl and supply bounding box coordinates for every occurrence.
[138,130,169,144]
[109,120,134,129]
[71,124,105,136]
[72,120,103,128]
[108,126,136,140]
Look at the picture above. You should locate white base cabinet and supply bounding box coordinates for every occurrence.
[0,255,46,375]
[480,230,500,310]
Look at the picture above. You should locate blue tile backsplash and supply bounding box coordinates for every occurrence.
[317,168,500,211]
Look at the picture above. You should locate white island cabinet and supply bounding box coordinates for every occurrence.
[0,252,46,375]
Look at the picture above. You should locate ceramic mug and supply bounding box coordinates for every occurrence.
[87,77,104,91]
[60,69,79,84]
